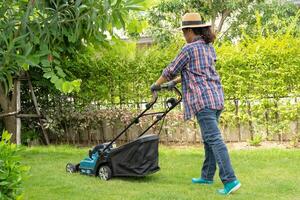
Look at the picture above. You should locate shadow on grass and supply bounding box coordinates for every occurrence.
[113,174,160,183]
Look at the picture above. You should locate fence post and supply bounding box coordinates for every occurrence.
[234,99,241,142]
[296,97,299,135]
[193,120,197,144]
[100,120,106,143]
[265,108,269,140]
[274,100,282,142]
[165,118,169,145]
[247,100,254,140]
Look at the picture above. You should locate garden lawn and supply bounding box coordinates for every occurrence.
[21,145,300,200]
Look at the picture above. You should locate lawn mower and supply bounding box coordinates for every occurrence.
[66,85,182,180]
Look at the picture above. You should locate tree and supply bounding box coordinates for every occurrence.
[223,0,299,41]
[147,0,262,43]
[0,0,146,141]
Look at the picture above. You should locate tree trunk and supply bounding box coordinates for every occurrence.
[208,0,216,32]
[0,81,18,142]
[217,9,231,33]
[3,116,17,140]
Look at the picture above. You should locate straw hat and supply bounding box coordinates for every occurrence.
[179,13,211,29]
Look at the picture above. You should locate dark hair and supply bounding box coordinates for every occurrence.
[188,27,216,44]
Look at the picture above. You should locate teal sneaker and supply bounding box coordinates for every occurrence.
[192,178,213,184]
[217,180,241,195]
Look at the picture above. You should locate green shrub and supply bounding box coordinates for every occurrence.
[290,134,300,148]
[249,135,263,147]
[0,131,29,200]
[21,129,40,146]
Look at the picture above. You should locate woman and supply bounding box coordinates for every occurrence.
[151,13,241,195]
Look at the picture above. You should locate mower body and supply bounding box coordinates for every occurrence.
[78,143,112,176]
[79,153,99,175]
[66,86,182,180]
[66,134,160,180]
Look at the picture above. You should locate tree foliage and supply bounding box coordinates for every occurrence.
[145,0,300,44]
[0,0,146,94]
[224,0,300,41]
[146,0,264,44]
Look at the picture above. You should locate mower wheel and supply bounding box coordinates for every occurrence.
[98,165,112,181]
[66,163,76,173]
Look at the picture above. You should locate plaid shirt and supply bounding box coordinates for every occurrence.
[162,37,224,120]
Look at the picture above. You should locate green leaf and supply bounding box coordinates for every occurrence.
[22,63,30,71]
[41,59,51,67]
[52,51,60,58]
[0,181,9,186]
[1,130,11,143]
[62,81,73,93]
[6,73,13,91]
[111,0,118,6]
[43,72,54,79]
[127,0,145,6]
[125,5,143,11]
[54,78,64,91]
[50,75,59,84]
[12,33,29,44]
[26,55,40,66]
[24,43,33,56]
[40,43,48,52]
[71,79,82,92]
[104,0,111,11]
[55,66,66,78]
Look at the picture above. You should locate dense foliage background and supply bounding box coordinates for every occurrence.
[0,0,299,146]
[2,1,299,198]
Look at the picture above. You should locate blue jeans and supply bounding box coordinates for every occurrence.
[196,108,237,184]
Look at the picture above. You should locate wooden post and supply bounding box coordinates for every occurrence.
[16,79,21,145]
[27,73,50,145]
[0,111,18,118]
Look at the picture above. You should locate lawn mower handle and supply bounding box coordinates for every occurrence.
[100,86,182,153]
[148,84,182,105]
[161,84,182,100]
[137,85,182,138]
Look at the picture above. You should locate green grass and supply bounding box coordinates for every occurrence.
[20,145,300,200]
